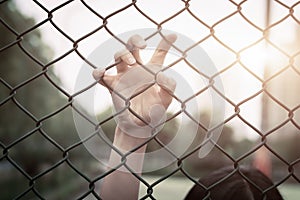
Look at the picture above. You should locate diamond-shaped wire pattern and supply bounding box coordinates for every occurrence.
[0,0,300,199]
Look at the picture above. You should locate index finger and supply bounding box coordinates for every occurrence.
[127,34,147,64]
[150,34,177,66]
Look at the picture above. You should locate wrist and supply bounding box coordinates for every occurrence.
[113,125,149,152]
[116,117,153,139]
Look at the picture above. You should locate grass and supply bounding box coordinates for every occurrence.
[279,184,300,200]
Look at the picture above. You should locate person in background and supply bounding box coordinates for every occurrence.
[185,165,283,200]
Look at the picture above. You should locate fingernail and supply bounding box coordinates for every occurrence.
[92,69,104,80]
[137,40,147,49]
[128,57,136,65]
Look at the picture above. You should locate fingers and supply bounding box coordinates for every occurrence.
[114,35,146,73]
[150,34,177,66]
[92,68,115,88]
[114,49,136,73]
[157,73,176,108]
[127,34,147,64]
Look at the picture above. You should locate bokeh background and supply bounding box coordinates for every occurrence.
[1,0,300,199]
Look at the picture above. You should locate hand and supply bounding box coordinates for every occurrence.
[93,34,177,138]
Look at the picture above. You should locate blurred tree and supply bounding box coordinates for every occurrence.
[183,112,235,176]
[271,131,300,163]
[287,132,300,162]
[0,2,84,198]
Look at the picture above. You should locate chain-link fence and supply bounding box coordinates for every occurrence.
[1,0,300,199]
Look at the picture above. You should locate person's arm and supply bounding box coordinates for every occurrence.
[100,126,148,200]
[93,34,177,200]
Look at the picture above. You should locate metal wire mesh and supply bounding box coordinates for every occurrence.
[0,0,300,199]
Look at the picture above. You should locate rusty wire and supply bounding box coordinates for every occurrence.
[0,0,300,199]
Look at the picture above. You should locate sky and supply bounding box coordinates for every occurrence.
[14,0,300,140]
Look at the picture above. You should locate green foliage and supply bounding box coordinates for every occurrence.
[0,2,87,199]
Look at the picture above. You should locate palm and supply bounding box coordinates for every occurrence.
[93,34,177,136]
